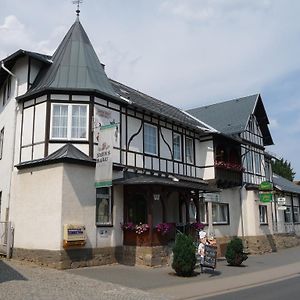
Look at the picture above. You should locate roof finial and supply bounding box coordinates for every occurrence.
[72,0,83,17]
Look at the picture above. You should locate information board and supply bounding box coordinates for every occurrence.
[202,245,217,269]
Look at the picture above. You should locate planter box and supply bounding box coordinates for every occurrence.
[123,230,172,246]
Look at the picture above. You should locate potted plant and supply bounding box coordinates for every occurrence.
[172,233,196,277]
[225,237,248,266]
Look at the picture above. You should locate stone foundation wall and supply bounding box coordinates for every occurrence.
[216,233,300,256]
[12,247,122,269]
[11,234,300,269]
[121,245,171,267]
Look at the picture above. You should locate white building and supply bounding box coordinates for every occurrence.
[0,14,298,268]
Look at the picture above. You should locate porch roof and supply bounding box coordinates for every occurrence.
[113,173,219,192]
[273,173,300,195]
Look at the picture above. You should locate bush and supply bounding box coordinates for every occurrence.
[172,233,196,277]
[225,237,248,266]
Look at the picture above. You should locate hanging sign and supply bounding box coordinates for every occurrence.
[277,197,286,205]
[95,124,117,188]
[259,181,273,191]
[259,192,273,203]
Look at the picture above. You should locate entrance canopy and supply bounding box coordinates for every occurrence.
[113,172,219,193]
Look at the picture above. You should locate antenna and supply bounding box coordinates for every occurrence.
[72,0,83,17]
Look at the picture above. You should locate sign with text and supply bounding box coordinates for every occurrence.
[95,124,117,188]
[259,181,273,191]
[259,192,273,203]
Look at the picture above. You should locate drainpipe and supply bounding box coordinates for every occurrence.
[239,184,246,241]
[1,61,19,223]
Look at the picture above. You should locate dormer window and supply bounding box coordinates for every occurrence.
[51,103,88,140]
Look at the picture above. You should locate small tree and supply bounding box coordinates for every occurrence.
[225,237,248,266]
[172,233,196,277]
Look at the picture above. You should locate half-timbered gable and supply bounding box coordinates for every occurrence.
[187,94,274,186]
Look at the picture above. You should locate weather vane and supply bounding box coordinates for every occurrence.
[72,0,83,17]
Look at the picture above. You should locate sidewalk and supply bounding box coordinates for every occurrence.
[68,245,300,299]
[1,246,300,299]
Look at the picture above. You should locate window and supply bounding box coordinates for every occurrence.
[293,206,300,223]
[173,133,182,161]
[96,187,112,226]
[212,203,229,224]
[185,137,194,164]
[259,205,268,224]
[51,104,88,140]
[2,77,11,106]
[144,123,157,155]
[199,202,208,224]
[0,128,4,160]
[284,206,293,223]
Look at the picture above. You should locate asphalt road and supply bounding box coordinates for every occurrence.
[202,274,300,300]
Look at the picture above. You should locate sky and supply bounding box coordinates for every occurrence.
[1,0,300,178]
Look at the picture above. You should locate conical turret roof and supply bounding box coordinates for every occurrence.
[23,18,116,98]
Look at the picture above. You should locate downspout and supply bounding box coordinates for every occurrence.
[239,183,246,241]
[1,61,19,222]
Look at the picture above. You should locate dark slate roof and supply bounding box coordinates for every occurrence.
[273,174,300,194]
[16,143,95,169]
[113,172,219,192]
[187,94,273,146]
[0,49,52,88]
[110,79,215,133]
[19,18,116,99]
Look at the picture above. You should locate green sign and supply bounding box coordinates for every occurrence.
[259,192,273,203]
[259,181,273,191]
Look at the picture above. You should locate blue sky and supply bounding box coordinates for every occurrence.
[1,0,299,178]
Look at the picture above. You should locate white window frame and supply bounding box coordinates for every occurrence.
[199,202,208,224]
[259,205,268,224]
[50,103,89,140]
[144,123,158,155]
[96,187,112,226]
[212,203,229,224]
[173,133,182,161]
[185,137,194,164]
[0,127,4,160]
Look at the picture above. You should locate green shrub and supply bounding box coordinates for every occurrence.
[225,237,248,266]
[172,233,196,277]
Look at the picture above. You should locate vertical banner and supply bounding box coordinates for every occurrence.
[95,124,117,188]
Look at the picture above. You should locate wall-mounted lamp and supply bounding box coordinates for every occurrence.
[153,194,160,201]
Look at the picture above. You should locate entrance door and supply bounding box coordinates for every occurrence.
[125,194,147,224]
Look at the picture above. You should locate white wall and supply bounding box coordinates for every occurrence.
[62,164,124,249]
[10,165,63,250]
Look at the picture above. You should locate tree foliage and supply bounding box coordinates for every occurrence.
[271,158,296,181]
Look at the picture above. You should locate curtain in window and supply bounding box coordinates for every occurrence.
[173,134,181,160]
[144,124,157,154]
[186,138,193,163]
[72,105,87,138]
[52,105,68,138]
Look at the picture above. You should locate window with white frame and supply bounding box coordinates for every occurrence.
[96,187,112,226]
[173,133,181,161]
[144,123,158,155]
[259,205,268,224]
[0,127,4,160]
[199,202,208,224]
[51,104,88,140]
[212,203,229,224]
[185,137,194,164]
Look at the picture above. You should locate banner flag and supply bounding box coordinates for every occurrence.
[95,124,117,188]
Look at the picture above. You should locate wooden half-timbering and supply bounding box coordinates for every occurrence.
[19,91,215,182]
